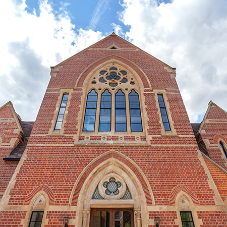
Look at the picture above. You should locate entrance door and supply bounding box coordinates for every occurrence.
[90,209,134,227]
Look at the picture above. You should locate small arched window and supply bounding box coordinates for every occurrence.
[82,63,143,134]
[220,141,227,158]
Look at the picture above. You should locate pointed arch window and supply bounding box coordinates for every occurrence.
[220,141,227,158]
[82,65,144,134]
[99,90,111,131]
[129,90,142,132]
[115,90,126,132]
[83,90,98,131]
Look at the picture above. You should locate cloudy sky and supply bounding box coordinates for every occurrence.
[0,0,227,123]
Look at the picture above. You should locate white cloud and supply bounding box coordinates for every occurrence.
[119,0,227,122]
[0,0,103,120]
[88,0,110,30]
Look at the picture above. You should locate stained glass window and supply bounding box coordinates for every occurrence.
[129,90,142,132]
[99,90,111,131]
[55,93,68,130]
[115,90,127,131]
[83,90,97,131]
[158,94,171,131]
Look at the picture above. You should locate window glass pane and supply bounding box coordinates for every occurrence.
[161,115,168,123]
[55,122,62,130]
[158,94,164,102]
[34,223,42,227]
[131,116,142,123]
[220,142,227,158]
[57,114,64,121]
[180,212,195,227]
[59,107,65,115]
[130,109,141,116]
[29,223,36,227]
[160,108,167,116]
[85,109,97,116]
[116,116,126,123]
[101,95,111,102]
[131,124,143,132]
[99,124,111,131]
[116,124,127,131]
[116,95,125,102]
[86,102,97,108]
[101,102,111,108]
[100,109,111,115]
[61,100,67,107]
[100,116,111,123]
[158,101,165,107]
[129,96,139,103]
[62,94,68,101]
[83,124,95,131]
[129,103,140,108]
[163,122,171,131]
[115,90,126,132]
[84,116,96,123]
[87,95,97,101]
[99,90,111,131]
[115,102,125,108]
[83,90,97,132]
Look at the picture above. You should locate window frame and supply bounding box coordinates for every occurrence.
[219,140,227,159]
[154,89,177,136]
[81,88,144,135]
[28,211,44,227]
[180,211,195,227]
[48,89,72,135]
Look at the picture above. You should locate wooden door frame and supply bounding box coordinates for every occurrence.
[90,208,134,227]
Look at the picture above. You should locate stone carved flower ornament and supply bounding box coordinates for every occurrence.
[98,173,126,199]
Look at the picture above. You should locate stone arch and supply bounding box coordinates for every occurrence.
[214,134,226,144]
[24,184,55,205]
[75,55,151,89]
[169,185,199,206]
[174,191,202,227]
[22,191,49,227]
[70,150,154,227]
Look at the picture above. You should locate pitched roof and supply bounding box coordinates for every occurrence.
[198,101,227,134]
[0,101,23,134]
[3,121,34,161]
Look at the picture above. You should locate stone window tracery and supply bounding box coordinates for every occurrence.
[82,63,143,135]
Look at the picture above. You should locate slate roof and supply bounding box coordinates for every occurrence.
[3,121,34,161]
[191,123,210,157]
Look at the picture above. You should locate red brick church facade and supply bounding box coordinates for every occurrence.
[1,33,227,227]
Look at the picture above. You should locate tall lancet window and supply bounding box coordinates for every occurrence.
[129,90,142,132]
[99,90,112,131]
[220,141,227,158]
[83,90,98,131]
[115,90,127,131]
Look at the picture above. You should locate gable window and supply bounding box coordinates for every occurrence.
[158,94,171,131]
[28,211,44,227]
[82,63,143,134]
[55,93,68,130]
[180,211,195,227]
[220,141,227,158]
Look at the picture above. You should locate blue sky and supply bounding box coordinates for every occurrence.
[0,0,227,122]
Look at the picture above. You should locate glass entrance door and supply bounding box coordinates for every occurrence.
[90,209,134,227]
